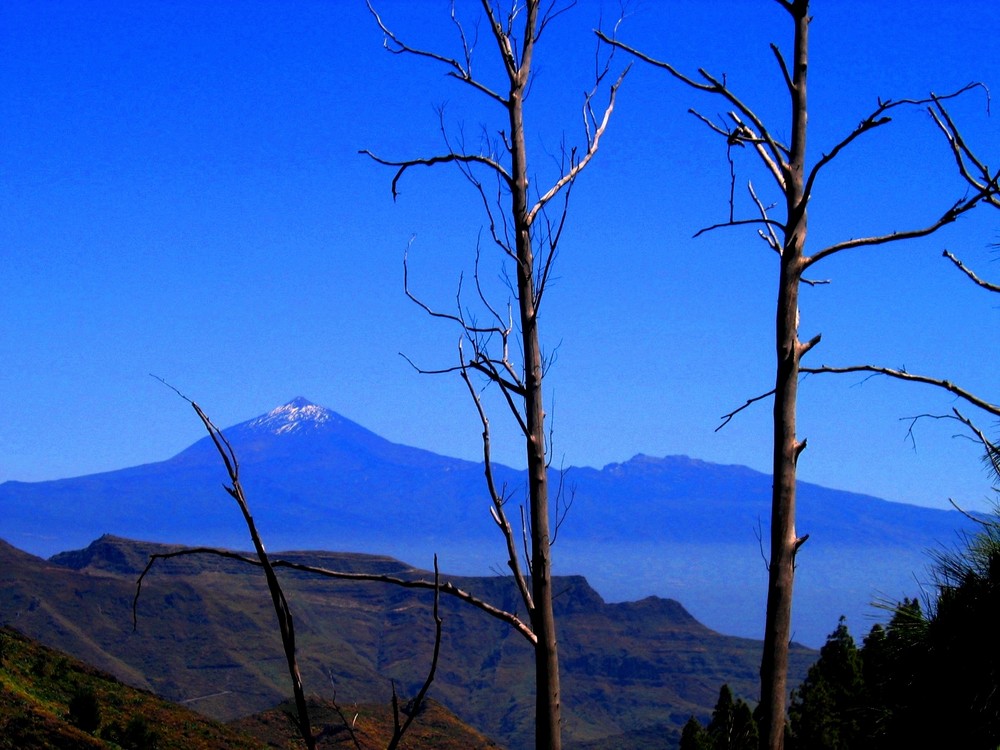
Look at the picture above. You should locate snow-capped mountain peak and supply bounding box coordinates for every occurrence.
[246,397,333,435]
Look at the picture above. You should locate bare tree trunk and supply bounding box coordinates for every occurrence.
[519,267,560,749]
[508,6,560,741]
[760,6,809,748]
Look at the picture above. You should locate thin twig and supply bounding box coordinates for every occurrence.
[943,249,1000,293]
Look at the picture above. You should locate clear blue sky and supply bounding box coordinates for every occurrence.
[2,1,998,514]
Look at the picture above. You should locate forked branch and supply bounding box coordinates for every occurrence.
[595,29,788,177]
[460,350,535,617]
[365,0,508,107]
[928,89,1000,210]
[387,556,443,750]
[526,63,630,226]
[806,91,998,267]
[802,85,981,205]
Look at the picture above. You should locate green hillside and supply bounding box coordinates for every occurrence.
[0,625,264,749]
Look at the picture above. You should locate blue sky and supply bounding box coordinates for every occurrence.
[2,1,998,515]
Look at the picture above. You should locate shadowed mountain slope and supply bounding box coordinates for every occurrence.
[1,535,814,749]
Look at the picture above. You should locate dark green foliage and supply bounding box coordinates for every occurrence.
[788,617,863,749]
[679,716,710,750]
[789,505,1000,749]
[101,714,161,750]
[917,524,1000,747]
[728,699,758,750]
[67,686,101,733]
[679,684,758,750]
[707,684,758,750]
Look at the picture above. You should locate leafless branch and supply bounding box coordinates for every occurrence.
[728,112,787,190]
[135,545,536,646]
[467,359,529,398]
[325,680,363,750]
[536,0,577,42]
[943,249,1000,293]
[900,409,997,473]
[459,348,535,618]
[898,411,987,451]
[138,385,315,749]
[520,504,533,578]
[366,0,507,106]
[757,185,832,286]
[525,63,629,226]
[948,497,997,529]
[928,89,1000,210]
[801,364,1000,418]
[479,0,521,82]
[797,86,978,205]
[754,517,770,572]
[387,556,443,750]
[950,409,1000,466]
[805,194,984,267]
[806,88,997,268]
[716,351,1000,434]
[361,149,513,201]
[769,43,793,95]
[550,476,575,546]
[693,216,786,240]
[594,30,788,175]
[403,244,509,337]
[688,109,735,140]
[533,167,571,312]
[748,180,782,253]
[802,113,892,203]
[716,387,777,431]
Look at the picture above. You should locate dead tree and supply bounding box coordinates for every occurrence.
[363,3,627,748]
[134,389,446,750]
[600,1,998,747]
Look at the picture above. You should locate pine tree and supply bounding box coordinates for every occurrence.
[788,617,864,749]
[679,716,711,750]
[704,684,758,750]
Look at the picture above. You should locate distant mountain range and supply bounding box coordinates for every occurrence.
[0,397,979,646]
[0,534,815,749]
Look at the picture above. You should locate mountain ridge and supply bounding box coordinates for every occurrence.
[0,533,816,749]
[0,397,979,646]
